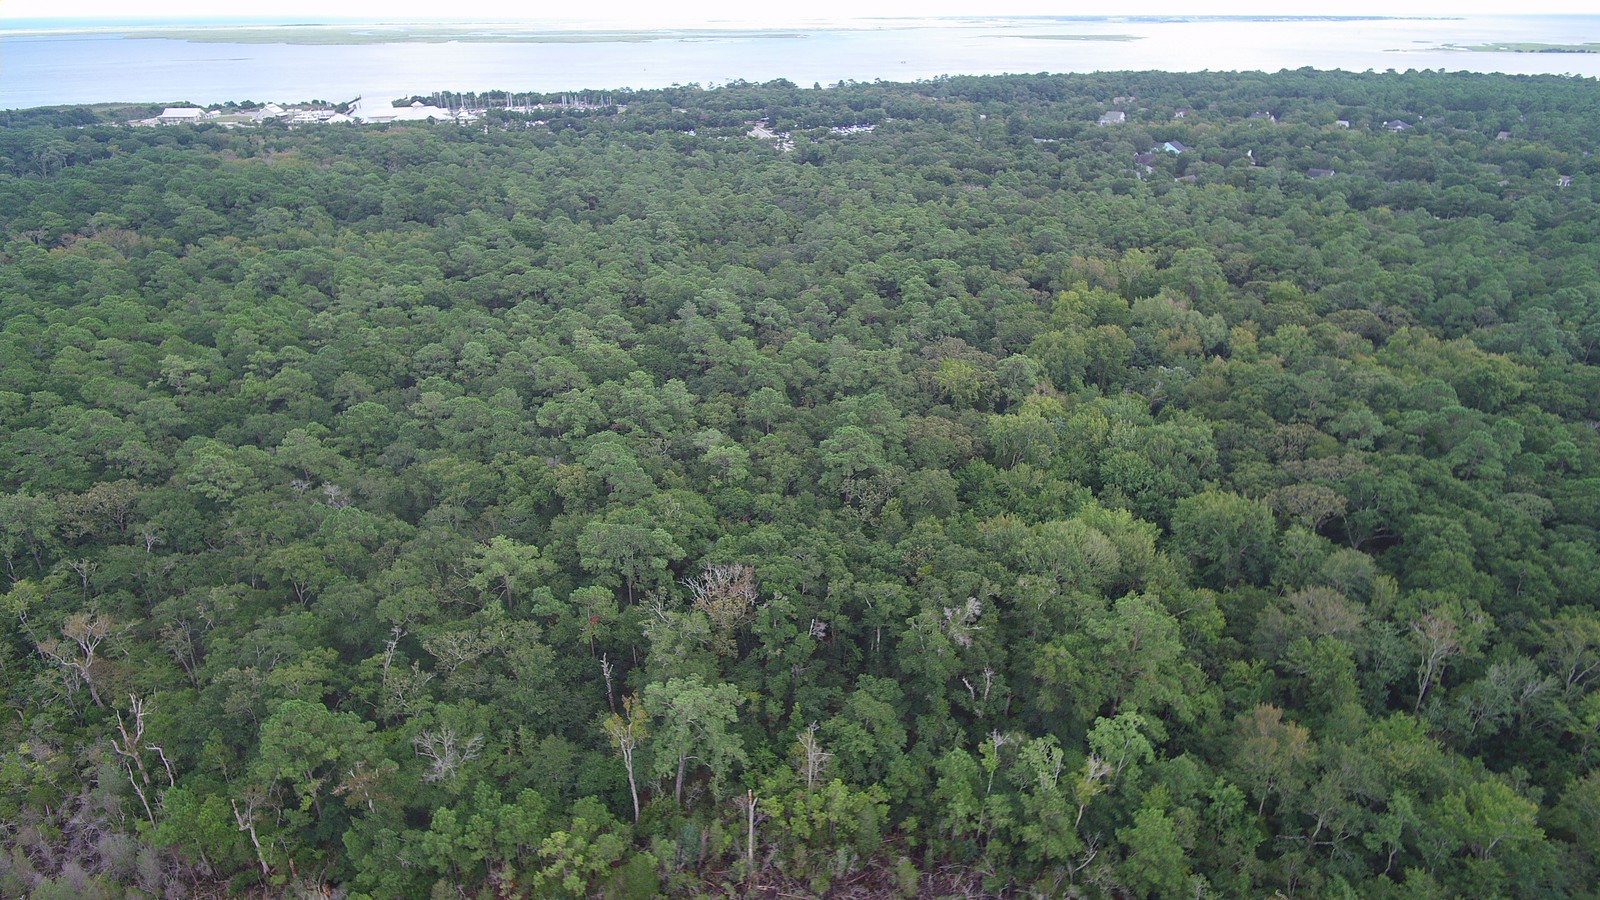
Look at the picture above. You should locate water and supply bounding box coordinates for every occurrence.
[4,15,1600,109]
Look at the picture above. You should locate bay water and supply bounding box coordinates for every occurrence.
[4,15,1600,109]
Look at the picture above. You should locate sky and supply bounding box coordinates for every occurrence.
[1,0,1596,24]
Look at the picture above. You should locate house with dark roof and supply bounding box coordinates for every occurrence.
[1161,140,1188,154]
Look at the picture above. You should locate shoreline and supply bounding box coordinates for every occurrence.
[0,13,1477,39]
[9,16,1600,110]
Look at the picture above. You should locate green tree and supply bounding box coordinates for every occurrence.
[1170,490,1278,588]
[251,699,376,818]
[534,797,630,898]
[465,535,553,612]
[823,676,909,784]
[644,675,747,806]
[1118,802,1192,898]
[1429,777,1553,895]
[577,513,685,602]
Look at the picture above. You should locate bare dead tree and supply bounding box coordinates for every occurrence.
[36,611,114,708]
[942,596,984,648]
[1412,611,1461,712]
[604,695,648,822]
[380,624,405,678]
[320,482,351,508]
[1069,832,1101,880]
[422,625,502,676]
[737,789,764,873]
[600,654,617,714]
[985,729,1015,796]
[1074,755,1114,827]
[149,743,176,787]
[158,619,201,688]
[67,558,96,600]
[333,759,396,813]
[381,660,434,721]
[795,721,831,790]
[413,727,484,783]
[687,562,758,641]
[231,793,271,878]
[109,694,156,826]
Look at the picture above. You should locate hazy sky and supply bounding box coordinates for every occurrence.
[2,0,1595,23]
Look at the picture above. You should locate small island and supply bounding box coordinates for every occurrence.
[1007,33,1143,42]
[1444,40,1600,54]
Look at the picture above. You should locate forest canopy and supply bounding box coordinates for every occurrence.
[2,69,1600,898]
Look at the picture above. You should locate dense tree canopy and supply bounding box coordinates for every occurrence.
[3,68,1600,897]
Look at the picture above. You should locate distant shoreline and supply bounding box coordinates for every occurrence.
[115,27,812,45]
[0,14,1465,40]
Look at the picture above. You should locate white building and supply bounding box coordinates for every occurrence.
[351,98,452,124]
[158,107,204,125]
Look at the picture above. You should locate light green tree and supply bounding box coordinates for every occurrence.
[1170,490,1278,588]
[644,675,746,805]
[1118,803,1192,898]
[466,535,553,612]
[577,513,684,602]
